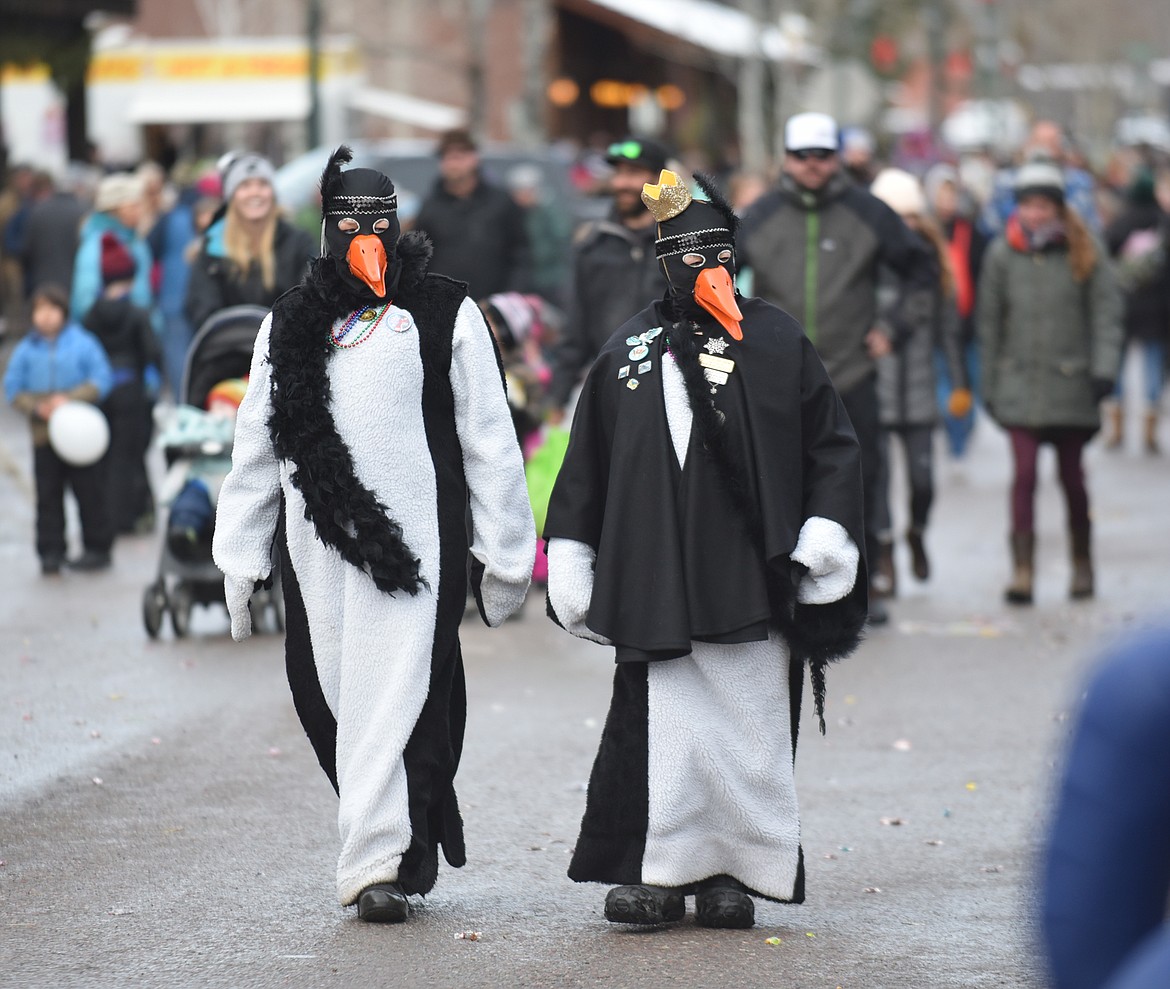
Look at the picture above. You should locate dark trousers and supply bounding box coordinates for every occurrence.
[877,425,935,534]
[840,375,883,574]
[102,384,153,532]
[1007,426,1094,534]
[33,443,112,563]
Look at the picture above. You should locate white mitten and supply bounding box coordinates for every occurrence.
[224,575,255,642]
[478,572,530,628]
[547,538,612,645]
[790,516,860,605]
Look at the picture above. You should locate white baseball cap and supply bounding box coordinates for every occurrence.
[785,112,839,153]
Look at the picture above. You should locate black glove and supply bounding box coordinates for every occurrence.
[1091,377,1115,403]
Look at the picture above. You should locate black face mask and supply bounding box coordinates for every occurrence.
[322,168,401,302]
[655,199,742,338]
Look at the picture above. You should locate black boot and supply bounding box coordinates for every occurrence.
[356,882,409,923]
[66,549,111,572]
[907,527,930,581]
[603,884,685,925]
[695,876,755,929]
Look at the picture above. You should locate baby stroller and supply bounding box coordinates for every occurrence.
[142,305,284,638]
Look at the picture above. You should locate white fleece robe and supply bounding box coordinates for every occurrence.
[213,299,534,905]
[548,352,857,900]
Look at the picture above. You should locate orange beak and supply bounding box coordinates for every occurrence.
[346,234,389,297]
[693,266,743,341]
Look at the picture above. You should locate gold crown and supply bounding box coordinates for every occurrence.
[641,169,692,222]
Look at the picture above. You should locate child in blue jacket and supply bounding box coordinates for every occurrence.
[4,283,114,574]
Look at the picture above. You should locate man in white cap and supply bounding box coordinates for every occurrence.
[739,111,937,626]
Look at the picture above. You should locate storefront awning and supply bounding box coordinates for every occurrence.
[127,82,310,124]
[580,0,818,64]
[348,87,466,131]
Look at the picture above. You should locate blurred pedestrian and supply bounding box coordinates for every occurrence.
[739,112,937,626]
[0,164,35,337]
[506,163,572,308]
[926,163,990,459]
[978,161,1122,604]
[3,284,114,574]
[841,126,878,186]
[546,136,670,420]
[1042,625,1170,989]
[184,152,315,335]
[414,129,531,300]
[83,233,161,535]
[71,173,154,325]
[869,168,970,591]
[20,171,86,312]
[1103,168,1170,454]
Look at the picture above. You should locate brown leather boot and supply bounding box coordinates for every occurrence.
[873,538,897,598]
[907,527,930,581]
[1070,527,1094,600]
[1144,411,1160,455]
[1005,532,1034,605]
[1105,401,1123,450]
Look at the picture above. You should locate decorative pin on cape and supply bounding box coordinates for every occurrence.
[642,170,744,341]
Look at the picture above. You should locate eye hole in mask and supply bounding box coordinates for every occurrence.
[338,217,359,234]
[718,249,732,263]
[683,253,706,267]
[373,218,390,233]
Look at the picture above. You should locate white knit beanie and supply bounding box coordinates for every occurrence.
[94,173,144,213]
[870,168,926,217]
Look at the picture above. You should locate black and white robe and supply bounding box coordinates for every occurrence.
[213,276,535,906]
[545,298,867,903]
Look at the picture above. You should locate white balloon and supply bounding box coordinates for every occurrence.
[48,401,110,466]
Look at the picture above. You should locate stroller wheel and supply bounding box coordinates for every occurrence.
[143,583,166,639]
[170,583,194,638]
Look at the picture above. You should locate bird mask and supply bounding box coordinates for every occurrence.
[320,146,402,302]
[642,170,743,340]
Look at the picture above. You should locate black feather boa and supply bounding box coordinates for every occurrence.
[266,231,436,596]
[662,299,864,732]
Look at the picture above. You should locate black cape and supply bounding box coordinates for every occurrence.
[545,297,867,721]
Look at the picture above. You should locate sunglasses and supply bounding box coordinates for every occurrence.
[608,141,644,160]
[790,148,836,161]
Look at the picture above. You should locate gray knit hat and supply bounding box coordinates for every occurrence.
[220,152,276,203]
[1014,159,1065,204]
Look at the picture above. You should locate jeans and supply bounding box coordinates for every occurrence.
[935,342,981,458]
[1112,338,1166,408]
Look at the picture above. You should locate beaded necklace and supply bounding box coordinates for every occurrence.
[330,304,391,349]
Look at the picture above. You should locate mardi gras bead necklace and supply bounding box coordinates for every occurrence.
[330,304,390,349]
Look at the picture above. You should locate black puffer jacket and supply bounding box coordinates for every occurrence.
[184,215,316,332]
[83,295,159,380]
[547,213,663,407]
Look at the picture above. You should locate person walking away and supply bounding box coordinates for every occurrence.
[20,171,86,314]
[739,112,938,626]
[978,160,1122,604]
[925,163,989,460]
[413,129,531,301]
[0,165,35,337]
[83,233,161,535]
[3,283,114,573]
[546,136,671,421]
[1103,167,1170,454]
[869,168,970,590]
[184,153,315,335]
[71,173,154,327]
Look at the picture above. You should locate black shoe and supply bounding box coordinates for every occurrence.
[66,550,111,572]
[356,882,409,923]
[41,557,63,576]
[867,595,889,626]
[695,876,755,929]
[603,884,685,925]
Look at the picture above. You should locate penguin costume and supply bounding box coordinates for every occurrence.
[544,170,867,929]
[212,147,535,922]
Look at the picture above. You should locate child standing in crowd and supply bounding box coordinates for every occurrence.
[83,233,161,535]
[3,284,114,574]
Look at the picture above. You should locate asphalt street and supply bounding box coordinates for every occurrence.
[2,374,1168,989]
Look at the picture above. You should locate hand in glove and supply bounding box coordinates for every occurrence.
[547,539,612,645]
[947,388,973,418]
[225,575,255,642]
[789,517,860,605]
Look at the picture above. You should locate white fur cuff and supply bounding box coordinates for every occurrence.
[479,572,529,627]
[224,575,254,641]
[547,538,612,645]
[789,516,859,605]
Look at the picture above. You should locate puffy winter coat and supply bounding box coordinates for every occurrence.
[71,212,155,325]
[978,221,1122,430]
